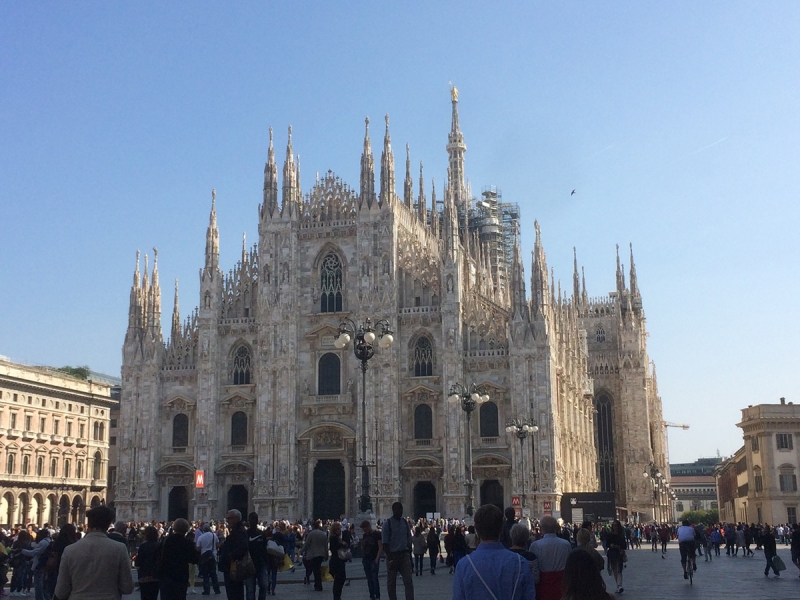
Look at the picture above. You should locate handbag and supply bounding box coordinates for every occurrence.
[229,551,256,582]
[337,547,352,561]
[267,539,285,557]
[772,555,787,572]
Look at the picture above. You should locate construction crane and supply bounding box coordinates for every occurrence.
[662,421,690,473]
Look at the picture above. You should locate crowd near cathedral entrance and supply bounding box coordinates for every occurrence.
[116,90,669,523]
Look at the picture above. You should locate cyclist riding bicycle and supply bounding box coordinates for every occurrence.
[677,520,697,579]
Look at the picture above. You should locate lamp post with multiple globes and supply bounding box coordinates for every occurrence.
[334,318,394,514]
[643,462,673,522]
[505,418,538,508]
[447,383,490,516]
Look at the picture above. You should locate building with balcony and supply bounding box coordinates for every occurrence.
[0,358,117,527]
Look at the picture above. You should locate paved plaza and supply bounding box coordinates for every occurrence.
[112,541,800,600]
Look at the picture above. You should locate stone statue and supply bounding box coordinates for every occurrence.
[451,86,458,102]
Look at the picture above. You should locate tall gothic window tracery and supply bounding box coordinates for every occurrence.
[596,327,606,342]
[231,411,248,446]
[413,336,434,377]
[173,413,189,447]
[318,353,341,395]
[233,345,251,385]
[595,394,615,492]
[480,402,499,437]
[414,404,433,439]
[320,252,343,313]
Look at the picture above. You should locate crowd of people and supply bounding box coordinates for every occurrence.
[1,505,799,600]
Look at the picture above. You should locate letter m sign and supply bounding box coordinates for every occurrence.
[195,470,205,488]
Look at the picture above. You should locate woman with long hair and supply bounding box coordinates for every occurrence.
[134,526,160,600]
[561,549,614,600]
[604,520,626,594]
[10,530,33,597]
[328,522,347,600]
[45,524,79,599]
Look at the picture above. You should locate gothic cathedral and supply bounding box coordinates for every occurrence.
[117,92,668,523]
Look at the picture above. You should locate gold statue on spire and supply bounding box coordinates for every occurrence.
[451,86,458,102]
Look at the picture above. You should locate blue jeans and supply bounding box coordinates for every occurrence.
[245,566,269,600]
[362,558,380,599]
[33,569,49,600]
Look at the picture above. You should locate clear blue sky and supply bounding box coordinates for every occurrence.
[2,2,798,464]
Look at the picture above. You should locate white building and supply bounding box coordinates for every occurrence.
[116,91,668,523]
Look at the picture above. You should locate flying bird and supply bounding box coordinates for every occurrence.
[571,189,576,196]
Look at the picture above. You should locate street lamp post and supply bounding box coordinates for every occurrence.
[335,318,394,515]
[505,418,538,508]
[643,462,666,522]
[447,383,490,516]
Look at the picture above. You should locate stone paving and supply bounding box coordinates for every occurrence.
[117,541,800,600]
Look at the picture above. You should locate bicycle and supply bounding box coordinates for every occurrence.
[679,540,697,585]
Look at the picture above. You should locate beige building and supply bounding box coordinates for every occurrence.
[0,358,117,527]
[117,91,668,523]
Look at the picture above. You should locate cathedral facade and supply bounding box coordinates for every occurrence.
[116,92,668,523]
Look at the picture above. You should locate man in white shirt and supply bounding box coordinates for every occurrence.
[196,524,221,595]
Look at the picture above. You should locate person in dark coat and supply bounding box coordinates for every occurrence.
[219,510,250,600]
[425,526,439,575]
[134,526,161,600]
[245,513,269,600]
[328,523,347,600]
[761,525,780,577]
[158,519,198,600]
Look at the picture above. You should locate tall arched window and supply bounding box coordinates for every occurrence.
[64,459,71,479]
[231,412,248,446]
[6,454,14,474]
[414,404,433,440]
[595,394,615,492]
[479,402,499,437]
[99,423,105,441]
[320,252,343,312]
[413,336,434,377]
[233,346,251,385]
[36,456,43,477]
[22,455,29,476]
[173,413,189,447]
[93,451,102,480]
[318,353,341,395]
[50,457,57,477]
[93,422,100,440]
[596,327,606,343]
[76,460,83,479]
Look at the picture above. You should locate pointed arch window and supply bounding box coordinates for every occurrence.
[479,402,499,437]
[233,345,251,385]
[413,336,434,377]
[173,413,189,447]
[231,411,248,446]
[318,353,341,395]
[414,404,433,440]
[596,327,606,343]
[93,451,102,480]
[595,394,615,493]
[320,252,343,313]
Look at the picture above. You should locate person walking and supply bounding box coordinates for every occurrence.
[328,523,347,600]
[245,514,269,600]
[425,526,439,575]
[452,504,535,600]
[302,520,328,592]
[359,520,383,600]
[381,502,414,600]
[508,523,539,583]
[761,525,780,577]
[219,510,250,600]
[604,520,626,594]
[134,526,161,600]
[158,519,199,600]
[411,528,426,577]
[529,516,571,600]
[561,548,615,600]
[21,529,50,600]
[196,524,222,596]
